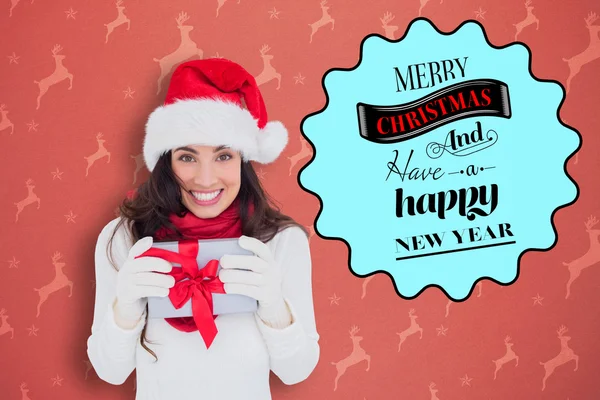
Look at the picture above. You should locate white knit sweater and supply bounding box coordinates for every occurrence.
[86,217,320,400]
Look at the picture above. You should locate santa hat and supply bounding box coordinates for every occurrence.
[143,58,288,172]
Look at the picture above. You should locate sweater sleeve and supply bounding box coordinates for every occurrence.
[253,226,320,385]
[86,217,147,385]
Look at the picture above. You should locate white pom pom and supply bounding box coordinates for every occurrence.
[256,121,288,164]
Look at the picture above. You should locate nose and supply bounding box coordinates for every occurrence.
[192,162,218,187]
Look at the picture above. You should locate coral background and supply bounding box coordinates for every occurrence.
[1,0,599,399]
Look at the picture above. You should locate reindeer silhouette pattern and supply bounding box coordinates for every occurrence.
[397,308,423,352]
[287,137,312,176]
[380,12,399,40]
[564,215,600,299]
[34,45,73,110]
[19,382,32,400]
[8,0,33,18]
[331,325,370,391]
[153,11,204,95]
[419,0,445,17]
[0,309,15,339]
[216,0,241,18]
[428,382,441,400]
[493,336,519,379]
[564,12,600,93]
[361,275,483,303]
[445,281,483,317]
[130,153,145,184]
[361,275,375,299]
[540,325,579,391]
[84,132,111,177]
[0,104,14,134]
[14,179,41,222]
[309,1,335,43]
[514,0,540,40]
[254,45,281,90]
[104,0,130,43]
[3,3,597,397]
[84,360,93,380]
[34,251,73,317]
[306,225,317,248]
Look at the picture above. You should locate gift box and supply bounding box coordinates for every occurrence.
[145,237,258,319]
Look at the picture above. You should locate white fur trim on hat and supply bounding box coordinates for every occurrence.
[143,98,288,171]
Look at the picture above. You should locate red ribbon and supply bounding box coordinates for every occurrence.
[135,240,226,348]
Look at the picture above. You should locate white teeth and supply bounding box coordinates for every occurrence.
[192,190,221,201]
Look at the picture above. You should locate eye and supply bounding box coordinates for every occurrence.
[178,153,232,163]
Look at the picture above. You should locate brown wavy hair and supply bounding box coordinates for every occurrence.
[104,150,308,362]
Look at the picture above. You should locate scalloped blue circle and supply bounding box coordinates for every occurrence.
[299,19,580,300]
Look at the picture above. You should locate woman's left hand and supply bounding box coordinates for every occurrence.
[218,235,291,326]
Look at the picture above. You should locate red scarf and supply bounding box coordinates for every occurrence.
[126,189,255,344]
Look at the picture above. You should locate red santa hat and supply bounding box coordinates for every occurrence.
[143,58,288,172]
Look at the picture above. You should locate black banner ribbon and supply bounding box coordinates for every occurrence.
[356,78,511,144]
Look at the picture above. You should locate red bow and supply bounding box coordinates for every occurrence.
[136,240,226,348]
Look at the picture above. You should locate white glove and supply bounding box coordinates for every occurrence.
[113,236,175,329]
[218,235,292,328]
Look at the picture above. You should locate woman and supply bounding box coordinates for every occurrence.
[86,58,320,399]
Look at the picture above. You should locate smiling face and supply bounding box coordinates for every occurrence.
[171,144,242,219]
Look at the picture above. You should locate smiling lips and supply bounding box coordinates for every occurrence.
[191,189,223,205]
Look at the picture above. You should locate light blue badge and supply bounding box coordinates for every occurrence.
[299,18,581,300]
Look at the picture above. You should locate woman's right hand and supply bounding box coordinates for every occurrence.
[113,236,175,329]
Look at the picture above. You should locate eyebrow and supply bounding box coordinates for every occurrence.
[174,145,229,155]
